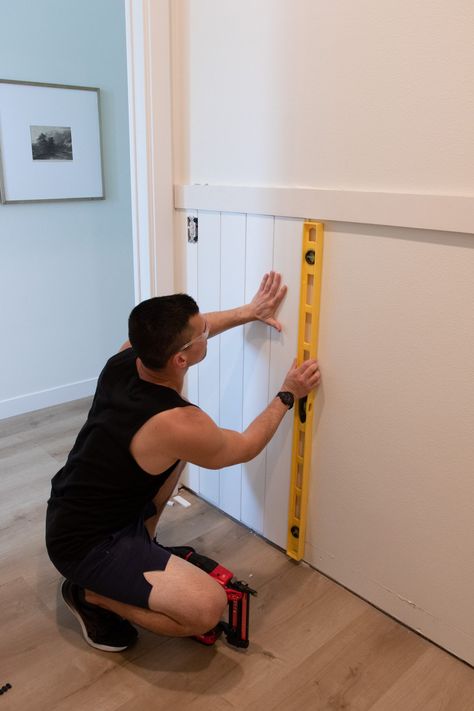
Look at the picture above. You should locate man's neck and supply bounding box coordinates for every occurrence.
[135,358,185,393]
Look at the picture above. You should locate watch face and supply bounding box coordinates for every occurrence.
[278,391,294,408]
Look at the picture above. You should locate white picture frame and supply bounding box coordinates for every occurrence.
[0,79,104,203]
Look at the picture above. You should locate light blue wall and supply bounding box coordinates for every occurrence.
[0,0,134,413]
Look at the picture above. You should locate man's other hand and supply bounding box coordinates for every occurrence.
[248,271,287,331]
[281,358,321,399]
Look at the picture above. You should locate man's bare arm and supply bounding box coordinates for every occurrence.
[165,402,289,469]
[139,358,321,472]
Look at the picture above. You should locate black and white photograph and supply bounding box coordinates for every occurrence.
[30,125,73,161]
[0,79,103,203]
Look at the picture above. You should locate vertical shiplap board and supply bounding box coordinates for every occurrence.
[197,211,221,504]
[219,213,246,519]
[182,209,199,490]
[241,215,274,532]
[264,217,303,547]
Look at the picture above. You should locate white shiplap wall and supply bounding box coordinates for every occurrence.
[180,210,303,547]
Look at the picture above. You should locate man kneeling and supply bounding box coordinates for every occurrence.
[45,273,320,651]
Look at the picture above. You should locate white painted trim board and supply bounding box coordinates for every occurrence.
[175,184,474,235]
[125,0,175,302]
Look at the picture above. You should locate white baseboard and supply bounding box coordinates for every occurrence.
[0,378,97,420]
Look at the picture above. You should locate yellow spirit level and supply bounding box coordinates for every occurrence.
[286,221,324,561]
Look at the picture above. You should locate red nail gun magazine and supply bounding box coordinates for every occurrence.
[167,546,257,648]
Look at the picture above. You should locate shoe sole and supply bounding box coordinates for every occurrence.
[62,584,130,653]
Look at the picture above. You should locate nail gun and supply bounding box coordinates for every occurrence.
[166,546,257,648]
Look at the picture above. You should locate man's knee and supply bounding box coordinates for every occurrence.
[145,557,228,634]
[190,584,227,634]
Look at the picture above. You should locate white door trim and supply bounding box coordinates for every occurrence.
[125,0,175,303]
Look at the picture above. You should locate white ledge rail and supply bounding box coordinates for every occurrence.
[174,184,474,235]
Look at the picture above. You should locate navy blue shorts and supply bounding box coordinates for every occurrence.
[61,503,171,609]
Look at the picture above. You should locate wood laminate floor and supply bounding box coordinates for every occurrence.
[1,399,473,710]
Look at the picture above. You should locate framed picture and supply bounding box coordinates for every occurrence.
[0,79,104,203]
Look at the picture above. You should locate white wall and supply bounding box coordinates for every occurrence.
[0,0,134,418]
[308,222,474,665]
[173,0,474,195]
[171,0,474,665]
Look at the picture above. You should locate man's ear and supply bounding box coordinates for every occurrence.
[172,351,188,369]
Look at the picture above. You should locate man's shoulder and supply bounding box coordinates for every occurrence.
[131,402,206,462]
[107,347,135,367]
[94,347,134,390]
[97,347,133,378]
[145,402,201,429]
[134,403,205,446]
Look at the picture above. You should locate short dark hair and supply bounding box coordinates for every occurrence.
[128,293,199,369]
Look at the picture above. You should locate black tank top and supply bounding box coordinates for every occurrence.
[46,348,194,565]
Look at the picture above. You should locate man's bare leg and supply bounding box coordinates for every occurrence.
[85,460,226,637]
[85,554,227,636]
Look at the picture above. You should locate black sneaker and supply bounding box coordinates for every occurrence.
[61,579,138,652]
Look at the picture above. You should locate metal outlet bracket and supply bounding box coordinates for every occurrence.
[187,216,198,243]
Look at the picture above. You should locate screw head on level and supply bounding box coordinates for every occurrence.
[305,250,315,265]
[291,525,300,538]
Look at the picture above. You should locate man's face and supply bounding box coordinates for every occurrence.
[179,313,209,364]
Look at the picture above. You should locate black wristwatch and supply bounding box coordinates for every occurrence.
[276,391,294,410]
